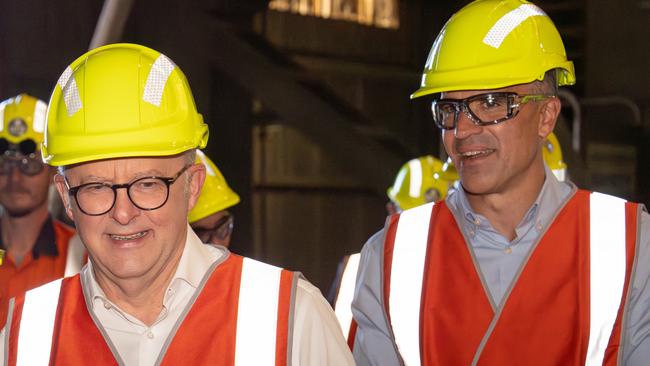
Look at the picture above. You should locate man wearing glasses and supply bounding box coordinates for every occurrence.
[189,150,239,248]
[0,94,79,312]
[351,0,650,365]
[1,44,353,365]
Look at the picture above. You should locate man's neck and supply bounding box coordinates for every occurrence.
[465,166,546,241]
[2,203,50,265]
[92,244,185,326]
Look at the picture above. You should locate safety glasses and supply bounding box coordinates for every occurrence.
[431,92,555,130]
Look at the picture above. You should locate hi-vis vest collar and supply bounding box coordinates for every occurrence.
[6,254,297,366]
[382,190,640,366]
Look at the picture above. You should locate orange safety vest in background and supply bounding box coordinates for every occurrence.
[0,219,75,323]
[382,190,639,366]
[6,253,296,366]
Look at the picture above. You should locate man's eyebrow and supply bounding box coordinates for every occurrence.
[77,170,168,183]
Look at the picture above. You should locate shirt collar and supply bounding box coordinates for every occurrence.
[0,215,58,259]
[447,164,570,232]
[83,224,218,307]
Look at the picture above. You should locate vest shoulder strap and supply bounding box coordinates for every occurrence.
[388,202,435,366]
[16,278,63,366]
[235,257,285,366]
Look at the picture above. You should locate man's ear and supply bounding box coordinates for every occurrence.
[187,164,206,212]
[538,96,561,140]
[53,174,75,222]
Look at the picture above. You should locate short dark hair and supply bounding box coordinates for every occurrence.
[533,69,558,95]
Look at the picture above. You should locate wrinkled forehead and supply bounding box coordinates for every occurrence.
[60,155,185,182]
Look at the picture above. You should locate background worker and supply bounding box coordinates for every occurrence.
[189,150,240,248]
[351,0,650,365]
[1,44,353,365]
[0,94,80,306]
[329,155,458,343]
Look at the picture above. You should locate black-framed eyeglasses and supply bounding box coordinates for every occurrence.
[0,150,45,176]
[431,92,555,130]
[192,214,234,244]
[66,164,192,216]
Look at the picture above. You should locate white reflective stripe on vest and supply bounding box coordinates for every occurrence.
[64,234,86,277]
[235,258,282,366]
[17,279,63,366]
[334,253,361,340]
[586,193,628,365]
[389,203,433,366]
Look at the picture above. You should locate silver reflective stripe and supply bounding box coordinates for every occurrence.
[57,67,82,117]
[585,193,627,365]
[389,203,433,366]
[334,253,361,340]
[482,4,546,48]
[235,258,281,366]
[142,55,175,107]
[32,100,47,134]
[408,159,422,198]
[0,100,7,133]
[17,279,63,366]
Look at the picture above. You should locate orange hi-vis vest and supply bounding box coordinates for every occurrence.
[6,254,297,366]
[382,190,640,366]
[0,220,76,301]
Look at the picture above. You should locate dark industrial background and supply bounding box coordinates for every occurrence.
[1,0,648,293]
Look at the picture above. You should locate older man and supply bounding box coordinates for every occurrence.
[351,1,650,365]
[1,43,352,365]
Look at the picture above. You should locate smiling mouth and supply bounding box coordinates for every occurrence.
[109,231,149,241]
[458,149,495,159]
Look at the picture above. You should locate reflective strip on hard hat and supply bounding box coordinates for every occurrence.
[408,159,422,198]
[197,150,216,176]
[32,99,47,134]
[235,258,282,366]
[585,193,628,365]
[389,202,433,366]
[334,253,361,341]
[57,67,82,117]
[483,4,546,48]
[16,279,63,366]
[143,54,175,107]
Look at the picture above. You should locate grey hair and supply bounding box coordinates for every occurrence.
[532,69,558,96]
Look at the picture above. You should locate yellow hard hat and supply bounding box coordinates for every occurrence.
[0,94,48,153]
[188,150,240,223]
[543,132,567,181]
[43,43,209,166]
[387,155,458,210]
[411,0,575,99]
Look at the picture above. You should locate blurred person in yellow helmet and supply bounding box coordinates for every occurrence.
[0,94,80,321]
[188,150,240,247]
[385,155,459,214]
[351,1,650,365]
[543,132,568,182]
[0,44,353,365]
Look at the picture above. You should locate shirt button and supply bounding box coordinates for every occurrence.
[167,288,175,296]
[146,330,154,339]
[474,218,481,225]
[103,302,112,310]
[536,222,543,231]
[469,230,475,237]
[505,247,512,254]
